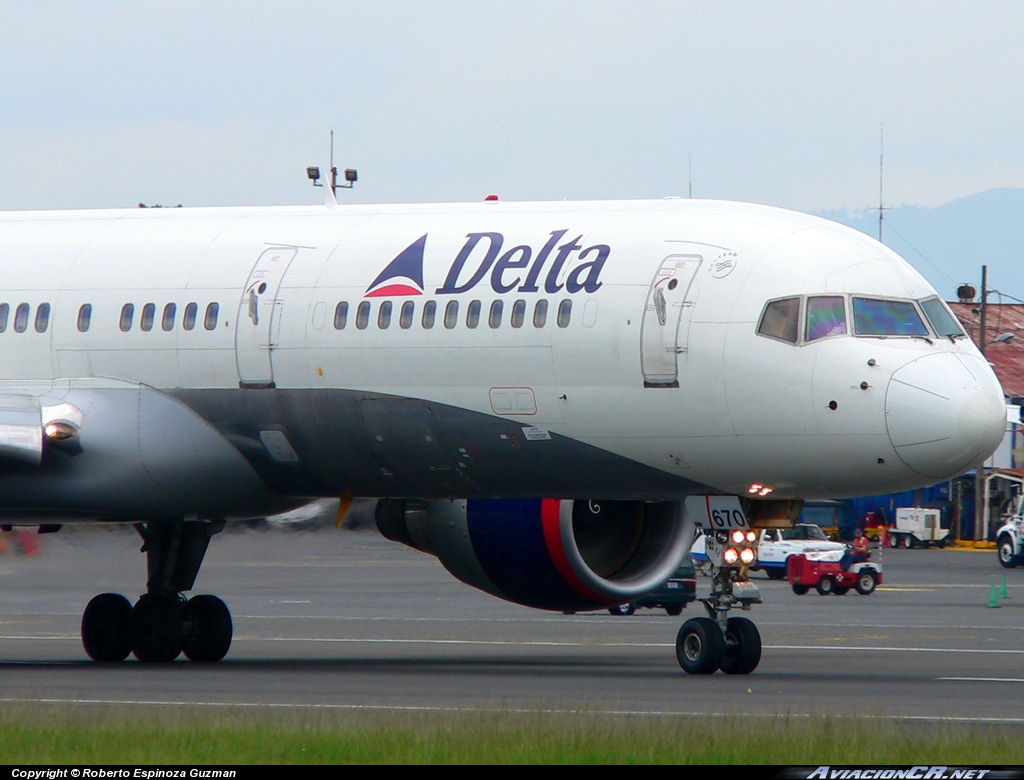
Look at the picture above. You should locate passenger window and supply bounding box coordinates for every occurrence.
[77,304,92,333]
[533,300,548,328]
[120,304,135,332]
[556,299,572,328]
[356,301,370,330]
[378,300,392,329]
[334,302,348,330]
[400,301,414,329]
[511,299,526,329]
[422,300,437,329]
[140,303,155,332]
[852,298,928,336]
[489,300,503,329]
[204,302,219,331]
[0,303,8,333]
[444,300,459,329]
[757,297,800,343]
[466,300,481,329]
[34,303,50,333]
[162,303,176,332]
[805,296,847,341]
[183,303,198,331]
[14,303,29,333]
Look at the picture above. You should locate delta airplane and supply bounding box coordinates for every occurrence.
[0,191,1005,674]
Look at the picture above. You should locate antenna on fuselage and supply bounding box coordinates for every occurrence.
[306,129,357,206]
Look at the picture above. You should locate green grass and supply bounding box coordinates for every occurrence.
[0,704,1022,764]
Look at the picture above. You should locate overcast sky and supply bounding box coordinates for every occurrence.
[1,1,1022,213]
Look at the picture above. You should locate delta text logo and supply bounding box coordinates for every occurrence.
[364,230,609,298]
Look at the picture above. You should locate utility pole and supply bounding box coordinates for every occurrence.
[975,265,989,541]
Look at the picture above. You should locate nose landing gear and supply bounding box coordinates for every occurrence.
[675,562,763,675]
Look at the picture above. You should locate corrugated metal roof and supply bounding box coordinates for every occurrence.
[949,301,1024,398]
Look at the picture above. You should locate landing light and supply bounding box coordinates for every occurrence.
[44,421,78,441]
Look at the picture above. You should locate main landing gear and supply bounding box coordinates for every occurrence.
[675,564,762,675]
[80,520,232,663]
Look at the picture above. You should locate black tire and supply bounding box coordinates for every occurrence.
[182,595,233,663]
[608,603,635,616]
[675,617,725,674]
[129,593,183,663]
[998,535,1019,569]
[765,567,786,580]
[855,569,877,595]
[833,586,849,596]
[889,534,899,549]
[904,535,914,549]
[665,604,683,617]
[792,584,809,595]
[816,576,835,596]
[719,616,762,675]
[81,593,132,662]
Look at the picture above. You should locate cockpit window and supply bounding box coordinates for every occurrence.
[852,298,928,336]
[806,296,847,341]
[920,297,965,338]
[757,297,800,343]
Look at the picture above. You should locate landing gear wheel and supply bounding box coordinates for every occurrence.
[816,576,836,596]
[81,593,132,662]
[182,595,233,662]
[998,535,1018,569]
[676,617,725,674]
[129,593,183,663]
[719,616,762,675]
[855,570,877,595]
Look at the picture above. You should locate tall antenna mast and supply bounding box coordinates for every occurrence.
[306,128,358,203]
[878,122,886,242]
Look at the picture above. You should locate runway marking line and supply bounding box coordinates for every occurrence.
[0,696,1023,725]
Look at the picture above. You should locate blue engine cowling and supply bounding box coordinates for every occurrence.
[375,498,693,612]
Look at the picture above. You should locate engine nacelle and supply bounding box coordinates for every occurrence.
[376,498,693,612]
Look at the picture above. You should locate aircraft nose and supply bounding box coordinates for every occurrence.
[886,352,1006,479]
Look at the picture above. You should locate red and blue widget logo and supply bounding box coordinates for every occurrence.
[363,235,426,298]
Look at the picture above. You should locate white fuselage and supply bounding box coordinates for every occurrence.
[0,198,1006,522]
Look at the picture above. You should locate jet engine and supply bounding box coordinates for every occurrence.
[375,498,693,612]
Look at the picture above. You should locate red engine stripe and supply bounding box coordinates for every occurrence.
[540,499,611,604]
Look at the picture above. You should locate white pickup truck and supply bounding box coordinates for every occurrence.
[753,523,846,579]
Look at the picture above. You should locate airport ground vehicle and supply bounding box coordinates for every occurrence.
[996,502,1024,568]
[753,524,846,579]
[607,556,697,616]
[887,507,951,548]
[797,500,845,540]
[787,553,881,596]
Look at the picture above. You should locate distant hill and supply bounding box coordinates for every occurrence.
[816,188,1024,302]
